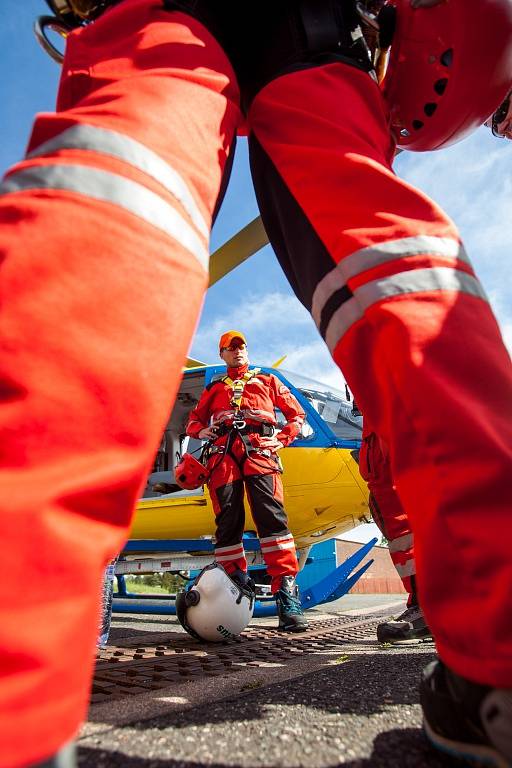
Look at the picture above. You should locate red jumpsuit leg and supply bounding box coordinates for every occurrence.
[0,2,241,764]
[359,430,416,603]
[208,449,247,574]
[242,449,299,592]
[248,63,512,686]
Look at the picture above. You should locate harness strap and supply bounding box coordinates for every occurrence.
[206,368,282,474]
[222,368,261,410]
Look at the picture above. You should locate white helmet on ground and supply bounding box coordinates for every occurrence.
[176,563,255,642]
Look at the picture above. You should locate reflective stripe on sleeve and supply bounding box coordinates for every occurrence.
[388,533,414,554]
[324,267,487,353]
[357,266,487,307]
[27,124,209,238]
[0,164,209,271]
[312,235,470,327]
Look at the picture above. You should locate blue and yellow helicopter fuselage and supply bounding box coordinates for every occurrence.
[129,364,369,550]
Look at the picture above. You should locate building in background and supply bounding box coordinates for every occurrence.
[336,539,406,595]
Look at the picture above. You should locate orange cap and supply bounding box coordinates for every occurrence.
[219,330,247,351]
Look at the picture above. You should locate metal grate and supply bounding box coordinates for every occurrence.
[92,615,385,703]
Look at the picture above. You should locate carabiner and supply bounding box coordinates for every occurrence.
[34,16,71,64]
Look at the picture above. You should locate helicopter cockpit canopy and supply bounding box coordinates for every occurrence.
[278,370,363,442]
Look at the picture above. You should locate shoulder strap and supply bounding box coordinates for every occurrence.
[222,368,261,409]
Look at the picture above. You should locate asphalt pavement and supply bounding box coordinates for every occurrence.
[77,596,456,768]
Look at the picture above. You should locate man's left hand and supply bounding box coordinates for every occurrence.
[258,436,284,453]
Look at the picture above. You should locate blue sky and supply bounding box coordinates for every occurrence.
[3,2,511,542]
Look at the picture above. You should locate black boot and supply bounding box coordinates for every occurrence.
[421,659,512,767]
[377,603,433,644]
[275,576,308,632]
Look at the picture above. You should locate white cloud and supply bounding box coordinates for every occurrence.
[191,290,350,388]
[194,292,311,355]
[396,128,512,347]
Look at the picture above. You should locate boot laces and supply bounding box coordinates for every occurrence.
[277,589,303,615]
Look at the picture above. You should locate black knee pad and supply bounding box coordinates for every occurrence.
[163,1,373,110]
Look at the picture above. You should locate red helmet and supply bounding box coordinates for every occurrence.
[382,0,512,151]
[174,453,209,490]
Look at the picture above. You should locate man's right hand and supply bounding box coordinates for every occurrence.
[198,426,219,441]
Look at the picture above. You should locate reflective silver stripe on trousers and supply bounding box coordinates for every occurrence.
[324,267,488,354]
[395,560,416,578]
[0,165,209,271]
[312,235,471,328]
[259,533,293,545]
[260,542,296,554]
[27,124,209,239]
[389,533,414,554]
[215,544,244,554]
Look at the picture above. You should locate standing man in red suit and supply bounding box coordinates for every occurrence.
[186,330,307,633]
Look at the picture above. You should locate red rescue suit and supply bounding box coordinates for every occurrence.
[1,1,512,765]
[359,427,416,605]
[186,365,305,591]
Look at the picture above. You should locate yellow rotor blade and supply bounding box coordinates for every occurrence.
[208,215,269,287]
[271,355,287,369]
[185,357,207,368]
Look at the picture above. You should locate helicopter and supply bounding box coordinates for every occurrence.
[131,361,368,548]
[112,228,377,617]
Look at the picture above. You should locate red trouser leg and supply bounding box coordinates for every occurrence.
[249,63,512,686]
[0,2,241,764]
[208,439,299,587]
[360,431,416,602]
[244,463,299,592]
[208,451,247,573]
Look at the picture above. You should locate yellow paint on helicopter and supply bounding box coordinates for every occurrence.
[129,444,369,549]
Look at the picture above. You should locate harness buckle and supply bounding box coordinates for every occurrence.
[232,419,247,430]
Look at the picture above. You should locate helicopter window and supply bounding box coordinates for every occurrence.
[297,388,362,441]
[143,370,205,497]
[274,408,316,442]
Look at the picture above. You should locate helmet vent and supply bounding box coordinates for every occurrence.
[434,78,448,96]
[424,102,438,117]
[440,48,453,68]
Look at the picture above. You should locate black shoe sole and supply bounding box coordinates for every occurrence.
[377,625,433,644]
[278,624,309,633]
[423,717,509,768]
[377,633,434,646]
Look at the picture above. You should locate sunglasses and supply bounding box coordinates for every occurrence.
[223,343,247,352]
[492,91,511,137]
